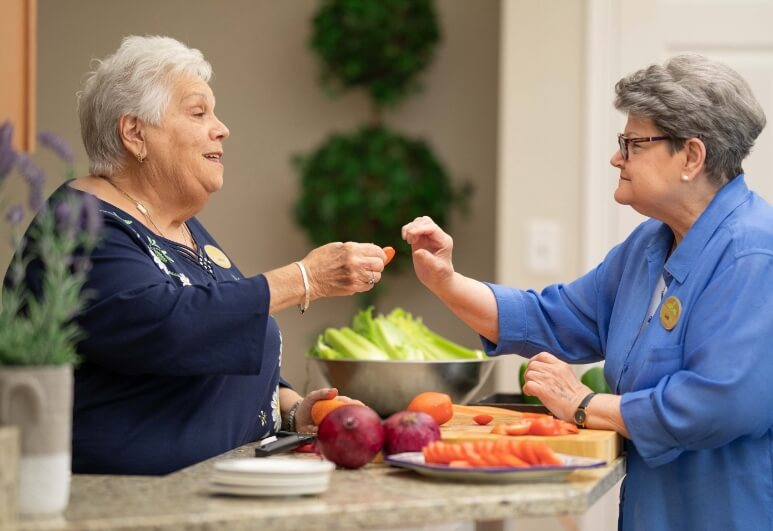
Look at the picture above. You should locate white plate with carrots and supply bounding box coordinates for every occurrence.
[385,440,605,483]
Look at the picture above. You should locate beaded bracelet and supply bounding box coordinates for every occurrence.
[295,261,310,314]
[286,399,303,432]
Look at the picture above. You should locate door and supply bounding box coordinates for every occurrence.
[584,0,773,267]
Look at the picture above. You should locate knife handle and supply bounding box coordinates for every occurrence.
[254,433,316,457]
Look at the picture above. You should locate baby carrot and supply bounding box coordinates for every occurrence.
[383,246,396,266]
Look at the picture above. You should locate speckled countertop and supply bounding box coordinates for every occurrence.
[10,442,625,531]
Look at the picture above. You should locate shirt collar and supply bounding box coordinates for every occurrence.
[663,174,751,284]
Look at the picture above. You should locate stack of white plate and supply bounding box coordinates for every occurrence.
[209,457,335,497]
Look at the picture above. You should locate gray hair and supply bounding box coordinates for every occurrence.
[614,54,766,185]
[77,35,212,176]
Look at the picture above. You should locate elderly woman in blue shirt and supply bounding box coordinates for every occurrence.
[402,55,772,531]
[4,35,386,475]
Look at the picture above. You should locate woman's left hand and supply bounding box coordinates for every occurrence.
[521,352,592,422]
[293,387,363,434]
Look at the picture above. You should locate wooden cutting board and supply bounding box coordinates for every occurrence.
[442,406,621,464]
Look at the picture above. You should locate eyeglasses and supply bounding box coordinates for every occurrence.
[617,134,672,161]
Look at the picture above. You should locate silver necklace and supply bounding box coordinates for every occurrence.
[100,176,194,249]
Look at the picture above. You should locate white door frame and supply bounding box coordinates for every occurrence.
[583,0,622,271]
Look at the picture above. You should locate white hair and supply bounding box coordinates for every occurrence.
[77,35,213,176]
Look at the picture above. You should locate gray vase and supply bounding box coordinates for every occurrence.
[0,365,72,516]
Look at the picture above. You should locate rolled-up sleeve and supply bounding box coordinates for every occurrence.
[481,265,607,364]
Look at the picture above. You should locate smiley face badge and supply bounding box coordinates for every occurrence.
[659,295,682,330]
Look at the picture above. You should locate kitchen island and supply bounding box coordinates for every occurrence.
[11,441,624,531]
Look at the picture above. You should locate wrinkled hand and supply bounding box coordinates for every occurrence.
[401,216,455,293]
[303,242,386,300]
[521,352,591,422]
[293,387,364,434]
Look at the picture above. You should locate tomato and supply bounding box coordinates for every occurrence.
[558,421,579,435]
[504,420,532,436]
[528,416,561,436]
[473,414,494,425]
[490,424,508,435]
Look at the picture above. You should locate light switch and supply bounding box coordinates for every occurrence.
[527,219,562,275]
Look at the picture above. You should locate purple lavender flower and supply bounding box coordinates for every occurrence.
[38,131,74,164]
[0,121,17,179]
[79,193,103,237]
[5,204,24,226]
[15,153,46,212]
[54,201,75,237]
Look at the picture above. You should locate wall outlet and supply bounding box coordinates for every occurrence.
[526,219,562,275]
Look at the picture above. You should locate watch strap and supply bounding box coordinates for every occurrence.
[574,391,597,428]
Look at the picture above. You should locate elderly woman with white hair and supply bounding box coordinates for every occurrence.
[402,55,773,530]
[4,35,386,475]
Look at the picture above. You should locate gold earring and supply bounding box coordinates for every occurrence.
[137,152,145,164]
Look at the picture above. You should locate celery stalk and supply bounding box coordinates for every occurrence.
[323,326,390,360]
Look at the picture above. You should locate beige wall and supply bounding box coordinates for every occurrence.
[28,0,501,394]
[494,0,586,393]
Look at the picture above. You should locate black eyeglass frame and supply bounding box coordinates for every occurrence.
[617,134,672,161]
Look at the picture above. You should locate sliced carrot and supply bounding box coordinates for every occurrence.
[497,452,529,468]
[513,440,538,465]
[473,440,496,455]
[473,414,494,425]
[479,452,505,467]
[383,246,396,266]
[423,442,442,464]
[464,451,487,467]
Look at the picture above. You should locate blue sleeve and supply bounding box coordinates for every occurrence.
[77,221,272,376]
[622,252,773,466]
[480,266,606,364]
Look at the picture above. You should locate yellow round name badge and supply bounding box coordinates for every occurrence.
[204,244,232,269]
[659,295,682,330]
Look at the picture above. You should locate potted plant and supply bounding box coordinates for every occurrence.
[294,0,471,308]
[0,121,100,517]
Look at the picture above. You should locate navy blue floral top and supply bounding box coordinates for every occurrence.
[8,184,287,475]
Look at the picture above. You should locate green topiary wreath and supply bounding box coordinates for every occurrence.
[310,0,440,107]
[293,125,470,274]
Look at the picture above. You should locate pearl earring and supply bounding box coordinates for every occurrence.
[681,174,690,182]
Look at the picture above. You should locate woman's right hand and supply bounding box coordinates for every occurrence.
[401,216,455,293]
[303,242,386,299]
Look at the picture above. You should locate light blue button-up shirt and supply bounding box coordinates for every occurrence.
[484,175,773,530]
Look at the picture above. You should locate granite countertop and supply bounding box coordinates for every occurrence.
[11,442,625,531]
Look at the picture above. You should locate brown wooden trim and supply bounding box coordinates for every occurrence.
[25,0,37,152]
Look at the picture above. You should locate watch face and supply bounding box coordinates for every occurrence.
[574,409,587,426]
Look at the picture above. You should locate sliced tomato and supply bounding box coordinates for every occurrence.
[294,442,316,453]
[448,460,472,468]
[473,414,494,425]
[558,421,579,434]
[490,424,508,435]
[521,412,551,419]
[504,420,533,436]
[528,416,561,436]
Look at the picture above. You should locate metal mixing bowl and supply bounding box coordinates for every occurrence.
[312,358,496,417]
